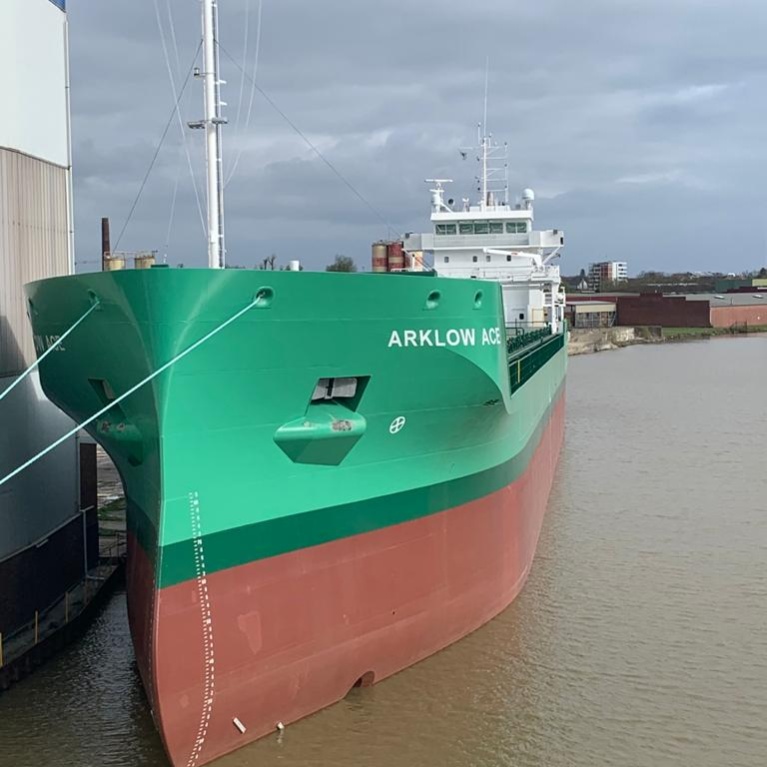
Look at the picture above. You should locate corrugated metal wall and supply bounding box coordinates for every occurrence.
[0,147,70,375]
[616,295,711,328]
[710,305,767,328]
[0,146,78,565]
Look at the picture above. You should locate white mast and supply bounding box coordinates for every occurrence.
[481,59,489,210]
[479,125,488,211]
[191,0,226,268]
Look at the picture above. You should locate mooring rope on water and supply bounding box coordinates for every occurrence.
[0,301,101,404]
[0,297,258,489]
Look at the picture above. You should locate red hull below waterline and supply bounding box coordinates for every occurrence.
[128,394,565,766]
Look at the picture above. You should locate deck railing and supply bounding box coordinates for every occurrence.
[506,325,552,355]
[507,328,565,394]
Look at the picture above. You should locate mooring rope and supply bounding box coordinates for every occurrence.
[0,297,258,489]
[0,301,101,404]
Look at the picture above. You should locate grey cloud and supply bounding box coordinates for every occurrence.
[67,0,767,274]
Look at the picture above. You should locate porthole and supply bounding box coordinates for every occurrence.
[426,290,441,309]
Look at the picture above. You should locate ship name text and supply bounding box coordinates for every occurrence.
[387,327,502,349]
[33,334,65,353]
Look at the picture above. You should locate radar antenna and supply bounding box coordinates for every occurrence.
[425,179,454,212]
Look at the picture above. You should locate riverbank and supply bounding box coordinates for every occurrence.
[568,325,767,355]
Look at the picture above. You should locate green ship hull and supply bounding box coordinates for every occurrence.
[25,268,566,766]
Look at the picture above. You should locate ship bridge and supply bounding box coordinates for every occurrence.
[403,174,566,332]
[404,182,564,280]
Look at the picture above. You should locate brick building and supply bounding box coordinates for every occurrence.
[616,293,767,328]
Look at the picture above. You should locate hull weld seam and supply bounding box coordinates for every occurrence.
[186,490,215,767]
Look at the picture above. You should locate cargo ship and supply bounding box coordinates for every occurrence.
[23,3,567,764]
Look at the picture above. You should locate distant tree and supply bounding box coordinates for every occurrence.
[758,267,767,278]
[326,255,357,272]
[258,254,278,271]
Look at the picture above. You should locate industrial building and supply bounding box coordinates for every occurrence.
[713,276,767,293]
[0,0,98,664]
[565,299,617,329]
[616,293,767,328]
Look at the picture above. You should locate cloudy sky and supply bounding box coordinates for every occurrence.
[67,0,767,275]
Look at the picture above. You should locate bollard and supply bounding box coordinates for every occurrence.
[35,610,39,644]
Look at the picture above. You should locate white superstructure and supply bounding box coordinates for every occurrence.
[403,127,565,332]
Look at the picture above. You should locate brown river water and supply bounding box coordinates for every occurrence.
[1,336,765,766]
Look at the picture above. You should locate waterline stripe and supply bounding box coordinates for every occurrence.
[147,376,566,588]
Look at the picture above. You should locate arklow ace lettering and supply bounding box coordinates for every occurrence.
[387,327,502,348]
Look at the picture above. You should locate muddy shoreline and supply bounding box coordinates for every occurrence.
[568,326,767,355]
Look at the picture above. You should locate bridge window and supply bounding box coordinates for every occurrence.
[472,255,478,262]
[443,256,449,263]
[435,223,457,235]
[456,221,513,235]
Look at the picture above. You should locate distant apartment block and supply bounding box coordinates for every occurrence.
[588,261,628,291]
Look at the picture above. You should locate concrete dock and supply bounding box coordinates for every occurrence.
[0,448,125,691]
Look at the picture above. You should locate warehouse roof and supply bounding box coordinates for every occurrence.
[682,293,767,307]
